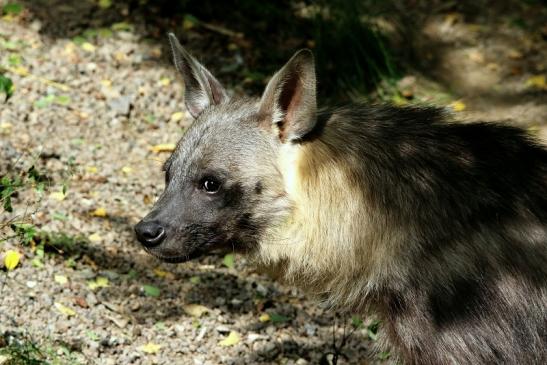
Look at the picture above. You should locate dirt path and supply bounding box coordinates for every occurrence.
[1,1,545,365]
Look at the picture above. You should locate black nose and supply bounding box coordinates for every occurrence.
[135,221,166,248]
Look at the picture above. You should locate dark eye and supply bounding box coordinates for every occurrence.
[201,177,221,194]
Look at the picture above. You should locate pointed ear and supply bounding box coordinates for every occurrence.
[258,49,317,142]
[168,33,228,118]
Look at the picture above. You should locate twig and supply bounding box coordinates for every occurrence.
[1,65,71,92]
[200,22,244,39]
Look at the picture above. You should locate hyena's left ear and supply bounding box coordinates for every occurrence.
[168,33,229,118]
[259,49,317,142]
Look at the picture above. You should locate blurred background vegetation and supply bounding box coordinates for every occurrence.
[5,0,547,103]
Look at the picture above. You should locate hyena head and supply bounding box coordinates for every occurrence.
[134,34,316,262]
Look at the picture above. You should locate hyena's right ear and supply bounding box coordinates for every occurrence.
[258,49,317,142]
[168,33,228,118]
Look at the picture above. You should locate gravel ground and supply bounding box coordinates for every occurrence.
[1,1,546,365]
[0,4,371,365]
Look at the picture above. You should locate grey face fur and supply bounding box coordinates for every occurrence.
[134,34,316,262]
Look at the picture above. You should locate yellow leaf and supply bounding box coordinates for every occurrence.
[259,313,270,322]
[183,304,210,317]
[139,342,162,354]
[12,66,29,76]
[159,77,171,86]
[218,331,240,347]
[450,100,466,112]
[101,79,112,87]
[170,112,184,123]
[153,268,174,280]
[526,75,546,90]
[81,42,96,52]
[88,233,102,242]
[1,122,13,130]
[49,191,66,201]
[114,52,127,62]
[85,166,98,173]
[54,275,68,285]
[4,250,21,270]
[88,276,109,290]
[149,143,176,153]
[54,302,76,316]
[121,166,133,174]
[91,207,107,217]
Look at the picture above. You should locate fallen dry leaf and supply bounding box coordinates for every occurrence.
[149,143,176,153]
[259,313,270,322]
[4,250,21,270]
[87,276,109,290]
[49,191,66,201]
[153,268,175,280]
[54,302,76,316]
[218,331,241,347]
[54,275,68,285]
[183,304,210,317]
[91,207,107,217]
[139,342,162,354]
[81,42,96,53]
[170,112,184,123]
[121,166,133,174]
[88,233,102,242]
[74,296,89,308]
[85,166,98,174]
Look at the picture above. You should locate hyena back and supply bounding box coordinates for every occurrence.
[135,34,547,364]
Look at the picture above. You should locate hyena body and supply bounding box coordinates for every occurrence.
[135,34,547,364]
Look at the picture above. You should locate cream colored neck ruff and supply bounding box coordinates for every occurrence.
[256,137,399,311]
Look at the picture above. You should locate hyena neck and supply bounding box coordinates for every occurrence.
[256,112,400,311]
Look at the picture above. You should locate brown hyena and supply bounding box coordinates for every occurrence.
[135,34,547,364]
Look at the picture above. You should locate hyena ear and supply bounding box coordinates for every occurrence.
[258,49,317,142]
[168,33,229,118]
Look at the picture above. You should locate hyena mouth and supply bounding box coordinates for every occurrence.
[145,234,229,263]
[148,250,204,263]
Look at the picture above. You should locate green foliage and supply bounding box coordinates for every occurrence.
[143,284,161,297]
[8,54,22,66]
[350,315,363,329]
[2,3,24,16]
[0,332,48,365]
[312,0,398,100]
[0,74,14,101]
[0,332,84,365]
[38,231,86,254]
[10,223,36,245]
[1,165,48,214]
[366,319,381,341]
[222,253,235,269]
[269,313,290,324]
[34,94,72,109]
[1,176,21,213]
